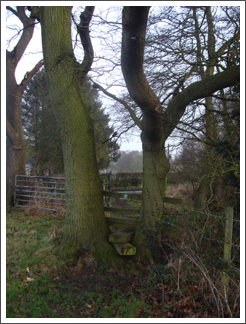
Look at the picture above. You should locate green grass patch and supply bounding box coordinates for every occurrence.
[5,209,150,318]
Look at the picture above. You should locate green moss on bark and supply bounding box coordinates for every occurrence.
[40,6,117,263]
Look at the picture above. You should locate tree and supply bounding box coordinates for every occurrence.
[22,70,120,173]
[81,78,121,170]
[6,6,43,205]
[120,6,240,260]
[39,6,119,264]
[191,6,240,208]
[22,70,64,174]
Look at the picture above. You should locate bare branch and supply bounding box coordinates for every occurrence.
[19,59,44,90]
[6,6,18,17]
[91,80,142,130]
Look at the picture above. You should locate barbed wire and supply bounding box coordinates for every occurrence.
[143,197,240,223]
[143,212,240,248]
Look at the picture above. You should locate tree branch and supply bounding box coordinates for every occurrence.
[19,59,44,90]
[7,6,36,65]
[6,6,18,17]
[163,65,240,140]
[121,7,162,114]
[77,6,95,80]
[92,81,142,130]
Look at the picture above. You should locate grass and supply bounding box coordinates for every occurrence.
[5,203,240,318]
[5,208,150,318]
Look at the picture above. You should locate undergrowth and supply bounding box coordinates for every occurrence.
[5,204,240,318]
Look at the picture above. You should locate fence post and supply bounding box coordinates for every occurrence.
[222,207,234,300]
[108,171,111,191]
[14,175,17,206]
[35,177,37,206]
[107,171,112,207]
[55,181,57,211]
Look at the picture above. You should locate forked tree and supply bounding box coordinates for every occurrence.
[39,6,119,264]
[120,6,240,260]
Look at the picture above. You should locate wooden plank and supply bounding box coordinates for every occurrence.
[103,191,183,205]
[104,206,140,215]
[113,243,136,255]
[105,216,139,225]
[105,216,138,231]
[109,231,135,244]
[103,191,142,200]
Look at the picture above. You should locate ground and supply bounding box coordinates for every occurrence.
[6,198,240,318]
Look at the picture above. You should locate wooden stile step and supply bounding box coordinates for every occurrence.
[113,243,136,256]
[109,231,135,244]
[105,216,138,231]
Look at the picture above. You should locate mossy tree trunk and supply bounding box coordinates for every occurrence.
[121,6,240,261]
[39,6,118,263]
[6,6,43,206]
[132,115,170,260]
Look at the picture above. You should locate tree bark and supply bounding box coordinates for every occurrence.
[39,6,118,264]
[121,7,168,260]
[6,6,42,206]
[131,115,170,260]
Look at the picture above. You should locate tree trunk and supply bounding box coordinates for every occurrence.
[39,6,118,264]
[6,87,26,205]
[132,115,170,260]
[6,6,38,206]
[6,76,26,206]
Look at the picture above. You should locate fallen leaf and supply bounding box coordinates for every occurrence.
[86,304,92,308]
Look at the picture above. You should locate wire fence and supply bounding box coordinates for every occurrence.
[145,212,240,248]
[14,172,111,212]
[14,174,240,249]
[143,197,240,222]
[14,175,239,314]
[103,192,240,249]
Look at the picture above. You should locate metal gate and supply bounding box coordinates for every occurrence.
[15,172,111,212]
